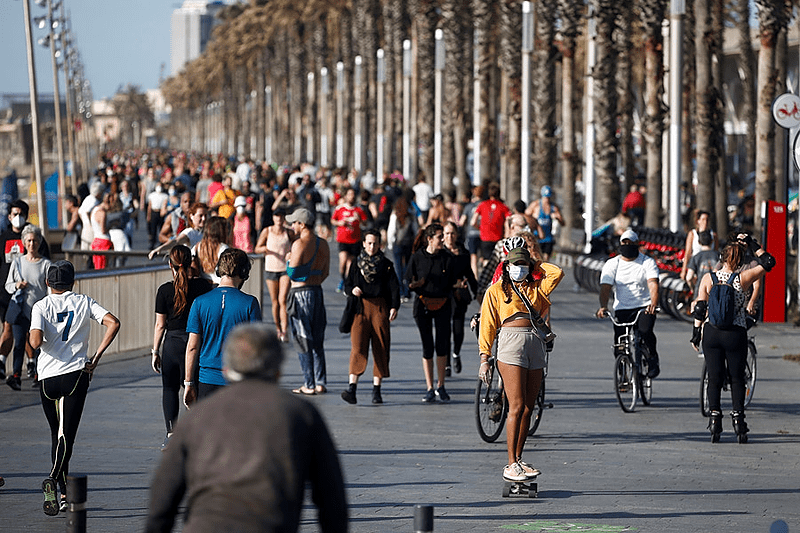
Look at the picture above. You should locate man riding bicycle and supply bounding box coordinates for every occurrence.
[595,229,661,379]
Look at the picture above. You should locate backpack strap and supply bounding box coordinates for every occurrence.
[710,271,718,285]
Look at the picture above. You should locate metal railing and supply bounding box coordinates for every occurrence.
[69,254,265,361]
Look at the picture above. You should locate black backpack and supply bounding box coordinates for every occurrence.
[707,271,738,329]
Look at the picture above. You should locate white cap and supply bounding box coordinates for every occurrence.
[620,229,639,243]
[234,196,247,208]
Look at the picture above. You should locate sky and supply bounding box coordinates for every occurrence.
[0,0,178,101]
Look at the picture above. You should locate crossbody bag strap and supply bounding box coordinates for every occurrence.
[509,280,556,344]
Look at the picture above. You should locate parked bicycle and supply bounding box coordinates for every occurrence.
[472,314,552,443]
[699,318,757,417]
[604,309,654,413]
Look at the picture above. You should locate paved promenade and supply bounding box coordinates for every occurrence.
[2,262,800,532]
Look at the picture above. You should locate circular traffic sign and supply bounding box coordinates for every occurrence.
[773,93,800,128]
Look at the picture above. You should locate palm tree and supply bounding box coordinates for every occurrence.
[681,0,696,220]
[592,0,621,222]
[532,1,557,199]
[112,84,154,149]
[640,0,667,228]
[412,0,438,184]
[694,0,716,219]
[441,0,470,195]
[753,0,787,230]
[500,0,522,203]
[615,7,635,194]
[733,0,755,179]
[557,0,584,247]
[711,0,728,237]
[472,0,498,187]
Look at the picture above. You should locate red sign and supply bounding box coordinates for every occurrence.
[763,200,786,322]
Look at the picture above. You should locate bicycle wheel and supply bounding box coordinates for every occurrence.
[527,379,545,436]
[699,360,710,417]
[475,364,507,443]
[744,340,757,408]
[614,354,637,413]
[637,343,652,406]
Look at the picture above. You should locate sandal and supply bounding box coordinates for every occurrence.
[292,386,316,395]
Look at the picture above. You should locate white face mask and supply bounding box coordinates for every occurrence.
[11,215,25,230]
[509,264,529,281]
[168,188,176,196]
[236,206,246,215]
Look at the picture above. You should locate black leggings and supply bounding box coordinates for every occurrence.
[413,297,451,360]
[702,323,747,413]
[40,369,90,494]
[613,307,659,364]
[452,298,470,357]
[161,330,188,434]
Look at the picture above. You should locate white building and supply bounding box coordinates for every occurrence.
[170,0,227,77]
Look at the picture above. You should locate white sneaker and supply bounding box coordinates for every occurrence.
[516,459,540,478]
[503,463,527,482]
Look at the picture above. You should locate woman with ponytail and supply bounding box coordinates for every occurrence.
[152,245,213,449]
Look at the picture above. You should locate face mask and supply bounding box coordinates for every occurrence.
[155,185,163,193]
[168,188,176,196]
[619,243,639,259]
[509,264,529,281]
[11,215,25,230]
[236,206,246,215]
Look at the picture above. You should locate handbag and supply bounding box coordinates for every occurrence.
[419,295,448,312]
[339,294,359,334]
[508,280,556,350]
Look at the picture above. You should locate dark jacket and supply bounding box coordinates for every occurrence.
[405,248,456,299]
[447,244,478,304]
[145,379,348,533]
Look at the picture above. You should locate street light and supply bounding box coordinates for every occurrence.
[376,49,385,178]
[402,39,411,180]
[434,29,444,194]
[669,0,685,232]
[521,1,534,204]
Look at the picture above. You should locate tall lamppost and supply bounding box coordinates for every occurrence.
[583,5,597,253]
[336,61,345,167]
[472,32,481,186]
[669,0,685,232]
[37,0,66,229]
[59,3,77,194]
[402,39,411,180]
[23,0,48,234]
[354,55,364,173]
[376,49,385,179]
[434,29,444,194]
[319,69,328,168]
[306,72,314,164]
[265,86,273,162]
[520,1,534,204]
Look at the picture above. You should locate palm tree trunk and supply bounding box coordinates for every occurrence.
[711,0,728,237]
[734,0,755,178]
[641,0,667,228]
[413,0,437,185]
[754,0,785,231]
[616,8,635,194]
[694,0,715,217]
[681,0,695,226]
[390,0,406,174]
[593,0,620,222]
[533,1,557,200]
[500,0,522,204]
[473,0,498,187]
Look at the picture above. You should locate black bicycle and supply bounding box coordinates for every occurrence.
[473,315,551,442]
[606,309,653,413]
[699,322,757,417]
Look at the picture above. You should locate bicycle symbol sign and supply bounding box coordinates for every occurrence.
[773,93,800,128]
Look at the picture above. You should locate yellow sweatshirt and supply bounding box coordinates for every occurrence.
[478,262,564,356]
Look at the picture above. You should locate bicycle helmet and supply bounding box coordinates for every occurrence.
[502,236,526,255]
[540,185,553,198]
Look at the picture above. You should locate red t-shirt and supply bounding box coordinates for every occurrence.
[332,204,367,244]
[475,199,510,242]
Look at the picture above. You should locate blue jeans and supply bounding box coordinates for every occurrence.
[392,246,411,298]
[289,286,327,389]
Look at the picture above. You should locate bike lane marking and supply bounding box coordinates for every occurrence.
[501,521,636,532]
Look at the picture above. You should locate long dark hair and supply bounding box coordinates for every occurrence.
[412,222,443,253]
[170,245,193,316]
[721,233,745,270]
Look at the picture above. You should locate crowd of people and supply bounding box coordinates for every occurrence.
[0,147,778,528]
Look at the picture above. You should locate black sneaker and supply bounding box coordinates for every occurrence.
[42,478,58,516]
[422,389,437,403]
[59,498,68,512]
[453,355,462,374]
[445,366,452,377]
[6,375,21,391]
[341,389,357,404]
[435,386,450,402]
[27,361,36,379]
[647,364,660,379]
[0,362,5,381]
[372,388,383,404]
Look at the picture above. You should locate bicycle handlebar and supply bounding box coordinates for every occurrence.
[605,308,656,327]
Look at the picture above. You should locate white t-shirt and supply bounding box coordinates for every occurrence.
[412,182,433,211]
[600,254,659,311]
[31,291,110,381]
[180,227,203,248]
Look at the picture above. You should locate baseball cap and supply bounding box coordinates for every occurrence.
[234,196,247,208]
[285,207,314,226]
[506,247,531,264]
[47,260,75,290]
[540,185,553,198]
[620,229,639,243]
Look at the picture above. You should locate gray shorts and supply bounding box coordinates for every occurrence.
[496,327,546,370]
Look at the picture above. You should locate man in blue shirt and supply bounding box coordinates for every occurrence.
[184,248,262,406]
